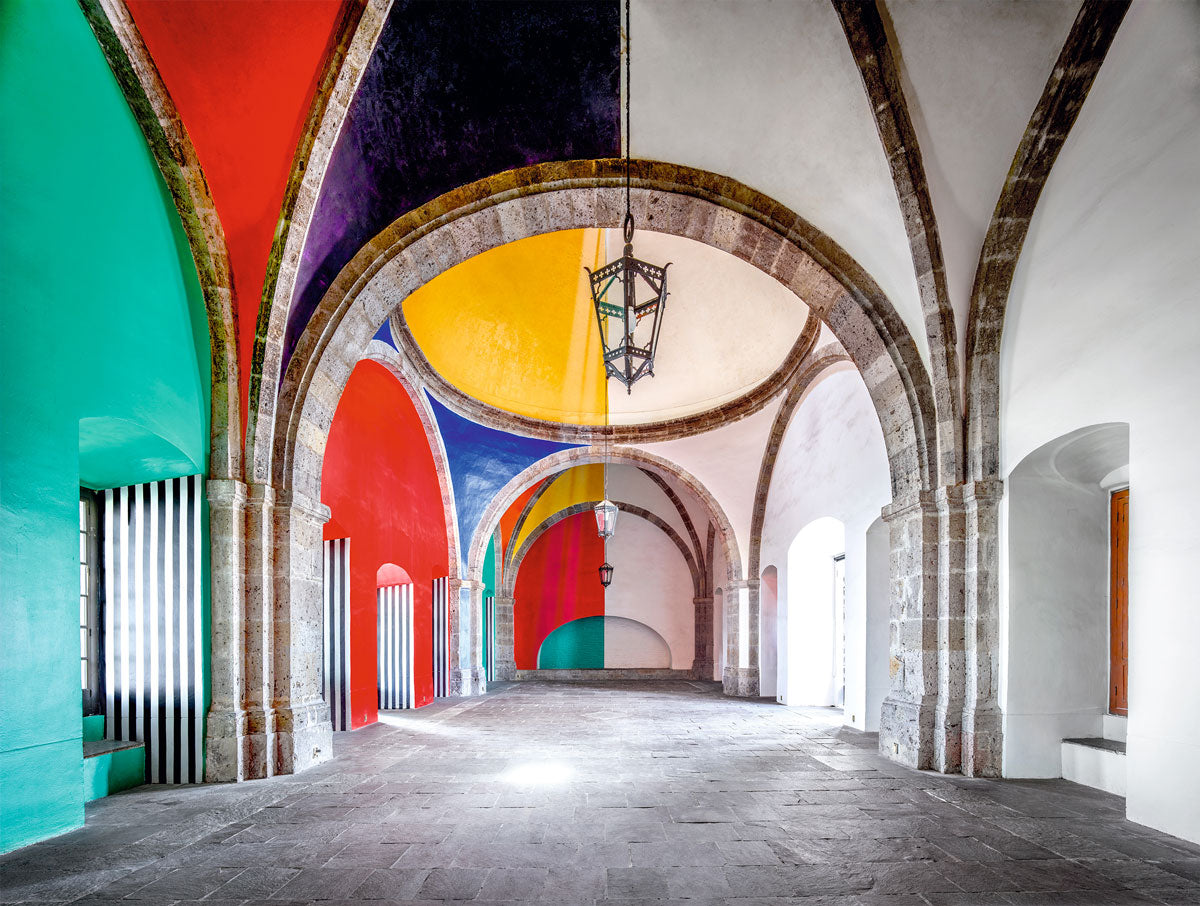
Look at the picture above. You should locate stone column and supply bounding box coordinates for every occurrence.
[722,578,759,696]
[691,595,714,680]
[493,594,516,681]
[962,478,1004,776]
[269,490,333,775]
[449,578,486,696]
[934,485,966,773]
[204,478,249,782]
[878,491,939,769]
[234,481,275,781]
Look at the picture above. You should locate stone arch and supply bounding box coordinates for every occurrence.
[245,0,388,484]
[84,1,253,784]
[254,161,945,766]
[964,2,1129,484]
[470,446,741,592]
[83,0,241,481]
[387,308,822,446]
[476,447,738,685]
[263,161,939,507]
[502,501,702,600]
[362,345,461,583]
[747,354,856,582]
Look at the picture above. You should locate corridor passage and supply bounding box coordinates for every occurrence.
[3,682,1199,905]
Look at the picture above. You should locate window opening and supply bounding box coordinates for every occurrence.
[1109,488,1129,716]
[79,489,103,715]
[833,553,846,709]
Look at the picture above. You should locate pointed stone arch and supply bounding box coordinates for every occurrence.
[251,160,946,770]
[262,161,938,504]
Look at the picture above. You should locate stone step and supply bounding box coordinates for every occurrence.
[1062,737,1126,796]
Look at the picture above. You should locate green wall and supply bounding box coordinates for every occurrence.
[537,616,605,669]
[0,0,210,852]
[483,536,497,599]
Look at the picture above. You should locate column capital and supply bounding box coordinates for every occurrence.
[881,488,937,522]
[207,477,248,507]
[724,577,758,593]
[934,483,966,510]
[245,480,276,506]
[962,478,1004,505]
[276,489,330,524]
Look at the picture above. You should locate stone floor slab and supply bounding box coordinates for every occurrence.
[2,682,1199,905]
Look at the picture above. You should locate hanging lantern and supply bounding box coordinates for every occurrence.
[598,561,614,588]
[587,215,670,392]
[585,0,671,393]
[593,498,619,538]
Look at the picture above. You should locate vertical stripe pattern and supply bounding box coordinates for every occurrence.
[433,577,449,697]
[101,475,205,784]
[377,584,415,709]
[322,538,352,731]
[485,595,496,683]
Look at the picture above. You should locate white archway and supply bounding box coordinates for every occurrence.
[780,517,846,707]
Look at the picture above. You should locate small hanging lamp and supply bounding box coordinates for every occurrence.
[594,498,618,538]
[595,251,617,586]
[586,0,670,393]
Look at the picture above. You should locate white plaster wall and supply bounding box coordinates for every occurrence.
[603,231,809,425]
[713,587,725,682]
[862,518,890,732]
[886,0,1082,366]
[659,471,714,559]
[606,515,695,669]
[759,567,779,698]
[639,395,782,578]
[607,464,693,548]
[760,369,891,727]
[782,517,845,706]
[1003,430,1117,777]
[603,617,672,669]
[634,0,928,368]
[998,2,1200,843]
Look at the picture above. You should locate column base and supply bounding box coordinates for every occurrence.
[962,706,1003,777]
[934,699,964,774]
[690,660,714,682]
[268,699,332,776]
[449,667,486,697]
[879,694,937,770]
[204,705,269,781]
[494,660,517,682]
[722,666,758,697]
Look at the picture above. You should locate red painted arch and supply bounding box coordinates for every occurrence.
[512,511,604,669]
[321,360,450,725]
[127,0,345,430]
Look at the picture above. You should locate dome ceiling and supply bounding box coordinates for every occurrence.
[403,228,809,427]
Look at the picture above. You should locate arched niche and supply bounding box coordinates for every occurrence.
[781,516,846,707]
[1002,422,1130,778]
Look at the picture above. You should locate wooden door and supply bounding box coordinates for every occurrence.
[1109,489,1129,716]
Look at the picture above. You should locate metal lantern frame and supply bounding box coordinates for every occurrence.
[586,214,670,392]
[593,497,618,539]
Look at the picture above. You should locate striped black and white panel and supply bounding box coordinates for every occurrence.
[102,475,204,784]
[432,577,449,697]
[377,583,414,709]
[484,595,496,683]
[322,538,352,731]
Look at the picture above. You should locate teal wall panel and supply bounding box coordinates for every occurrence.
[1,0,209,852]
[536,616,605,670]
[83,746,145,803]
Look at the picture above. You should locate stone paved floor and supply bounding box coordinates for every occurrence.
[4,681,1200,905]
